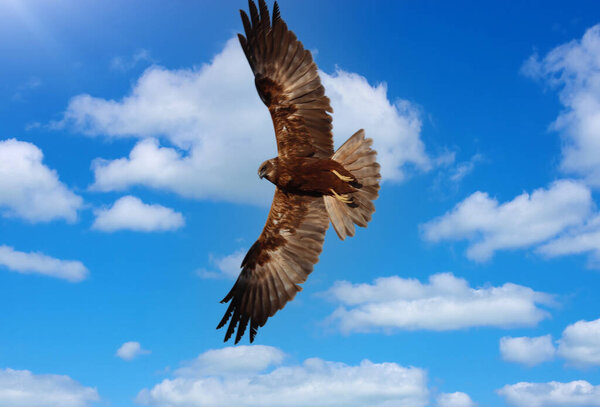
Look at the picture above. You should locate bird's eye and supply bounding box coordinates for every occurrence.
[261,165,267,172]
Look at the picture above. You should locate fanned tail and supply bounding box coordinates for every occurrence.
[324,129,380,240]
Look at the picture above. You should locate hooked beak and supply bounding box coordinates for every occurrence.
[258,169,266,179]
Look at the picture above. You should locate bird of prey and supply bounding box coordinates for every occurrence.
[217,0,381,344]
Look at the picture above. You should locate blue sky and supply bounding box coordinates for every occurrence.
[2,0,600,406]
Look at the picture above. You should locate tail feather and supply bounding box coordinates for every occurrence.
[324,129,381,240]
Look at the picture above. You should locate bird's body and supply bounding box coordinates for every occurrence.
[217,0,381,344]
[260,156,359,197]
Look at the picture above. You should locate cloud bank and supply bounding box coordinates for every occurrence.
[137,345,429,407]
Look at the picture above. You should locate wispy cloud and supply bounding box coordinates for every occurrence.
[523,24,600,188]
[449,153,483,183]
[110,49,153,72]
[0,245,88,282]
[13,77,41,101]
[197,248,246,280]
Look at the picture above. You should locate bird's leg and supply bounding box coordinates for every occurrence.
[330,188,353,204]
[332,169,354,182]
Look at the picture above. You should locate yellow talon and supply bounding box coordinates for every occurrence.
[330,188,353,204]
[332,170,354,182]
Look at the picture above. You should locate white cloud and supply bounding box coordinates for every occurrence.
[0,368,99,407]
[320,69,431,180]
[92,195,184,232]
[174,345,285,377]
[136,345,429,407]
[197,248,245,279]
[421,180,592,261]
[0,138,82,222]
[499,335,556,366]
[498,381,600,407]
[538,214,600,267]
[523,24,600,187]
[449,154,483,183]
[557,317,600,367]
[0,245,88,282]
[436,392,477,407]
[60,37,432,204]
[325,273,553,333]
[116,341,151,361]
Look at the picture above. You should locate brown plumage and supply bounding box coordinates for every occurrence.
[217,0,381,344]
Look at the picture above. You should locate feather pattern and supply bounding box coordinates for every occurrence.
[238,0,334,158]
[324,130,381,240]
[217,188,329,343]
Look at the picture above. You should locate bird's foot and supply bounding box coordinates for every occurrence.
[332,170,354,182]
[330,188,353,204]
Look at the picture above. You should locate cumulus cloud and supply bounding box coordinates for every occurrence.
[0,245,88,282]
[499,335,556,366]
[523,24,600,187]
[197,248,246,279]
[320,69,431,180]
[498,381,600,407]
[421,180,592,261]
[436,392,477,407]
[499,317,600,368]
[92,195,184,232]
[59,37,433,205]
[557,317,600,367]
[116,341,151,361]
[136,345,429,407]
[325,273,553,333]
[0,138,82,222]
[0,368,99,407]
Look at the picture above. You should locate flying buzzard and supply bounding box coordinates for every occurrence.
[217,0,381,344]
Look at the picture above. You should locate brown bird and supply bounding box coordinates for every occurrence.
[217,0,381,344]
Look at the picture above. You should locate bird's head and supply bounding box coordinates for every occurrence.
[258,158,278,182]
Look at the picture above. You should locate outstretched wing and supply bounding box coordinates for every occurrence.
[217,189,329,343]
[238,0,334,158]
